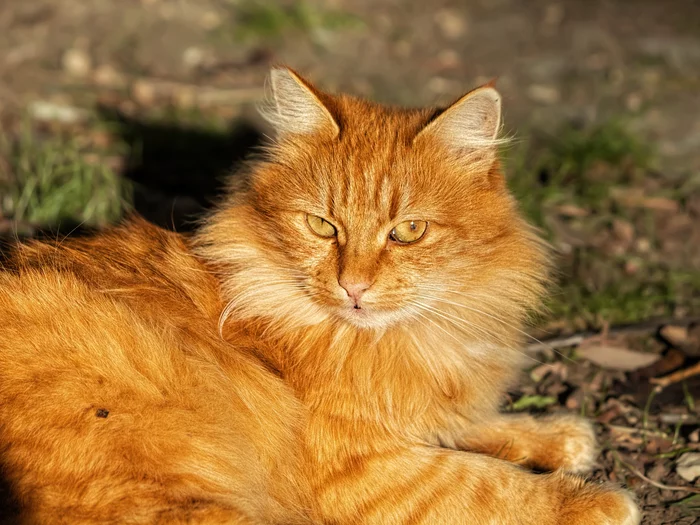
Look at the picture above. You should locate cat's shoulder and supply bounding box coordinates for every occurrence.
[1,217,221,314]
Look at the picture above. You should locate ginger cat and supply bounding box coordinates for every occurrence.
[0,68,640,524]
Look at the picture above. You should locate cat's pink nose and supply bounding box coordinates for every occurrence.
[339,279,371,307]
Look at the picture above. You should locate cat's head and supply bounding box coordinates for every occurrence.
[199,68,547,340]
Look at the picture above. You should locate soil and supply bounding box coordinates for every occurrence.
[0,0,699,523]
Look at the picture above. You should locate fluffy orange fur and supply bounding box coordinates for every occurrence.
[0,68,639,524]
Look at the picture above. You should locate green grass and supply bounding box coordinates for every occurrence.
[220,1,364,43]
[0,127,132,229]
[507,120,653,226]
[2,112,697,328]
[506,120,700,327]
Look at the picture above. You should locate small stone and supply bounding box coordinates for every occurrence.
[635,238,651,253]
[183,47,205,69]
[689,429,699,443]
[427,76,455,94]
[527,84,560,104]
[626,92,643,112]
[200,10,222,30]
[62,48,92,78]
[173,86,196,108]
[93,64,124,87]
[612,219,635,246]
[28,100,89,124]
[436,49,460,70]
[132,80,156,105]
[434,9,467,40]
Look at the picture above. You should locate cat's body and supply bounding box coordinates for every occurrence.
[0,69,640,524]
[0,220,313,524]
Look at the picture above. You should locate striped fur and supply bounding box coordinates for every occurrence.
[0,68,639,524]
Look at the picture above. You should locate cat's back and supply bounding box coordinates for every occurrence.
[0,219,313,524]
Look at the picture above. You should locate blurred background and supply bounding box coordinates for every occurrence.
[0,0,699,522]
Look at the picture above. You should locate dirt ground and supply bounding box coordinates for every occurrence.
[0,1,699,523]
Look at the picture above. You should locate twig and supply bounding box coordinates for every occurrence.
[659,413,700,425]
[606,423,669,439]
[526,316,700,352]
[526,334,585,352]
[612,451,700,494]
[651,361,700,391]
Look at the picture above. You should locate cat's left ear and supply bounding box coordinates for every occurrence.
[261,67,340,140]
[414,84,503,155]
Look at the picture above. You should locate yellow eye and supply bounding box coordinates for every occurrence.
[390,220,428,244]
[306,214,337,238]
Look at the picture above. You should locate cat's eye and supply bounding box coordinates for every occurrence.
[390,220,428,244]
[306,214,337,238]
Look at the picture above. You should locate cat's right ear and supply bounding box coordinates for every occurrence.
[261,67,340,140]
[414,84,504,157]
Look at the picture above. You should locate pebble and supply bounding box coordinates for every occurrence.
[436,49,461,70]
[62,48,92,78]
[183,47,205,69]
[612,219,635,246]
[200,10,222,30]
[132,80,156,105]
[28,100,89,124]
[434,9,468,40]
[93,64,124,87]
[527,84,560,104]
[635,238,652,253]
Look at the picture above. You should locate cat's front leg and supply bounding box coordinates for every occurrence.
[312,443,638,524]
[445,413,598,474]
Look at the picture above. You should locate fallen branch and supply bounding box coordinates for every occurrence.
[651,361,700,392]
[612,451,700,494]
[526,316,700,352]
[659,413,700,425]
[605,424,670,439]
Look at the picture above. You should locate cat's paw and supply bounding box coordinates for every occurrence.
[580,489,641,525]
[542,414,598,473]
[559,477,641,525]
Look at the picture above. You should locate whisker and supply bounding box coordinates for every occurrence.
[417,289,574,364]
[413,300,504,344]
[411,301,549,367]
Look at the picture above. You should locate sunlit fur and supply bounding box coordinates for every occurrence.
[0,69,639,524]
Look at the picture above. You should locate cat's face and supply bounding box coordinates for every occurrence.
[203,69,546,335]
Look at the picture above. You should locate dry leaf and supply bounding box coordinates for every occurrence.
[676,453,700,482]
[660,325,690,347]
[529,361,567,383]
[577,344,660,371]
[660,324,700,357]
[612,219,635,246]
[555,204,589,217]
[640,197,679,212]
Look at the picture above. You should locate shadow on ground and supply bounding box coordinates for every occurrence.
[99,107,263,231]
[0,469,20,524]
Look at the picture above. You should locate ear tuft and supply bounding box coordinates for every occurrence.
[415,85,504,151]
[260,67,339,139]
